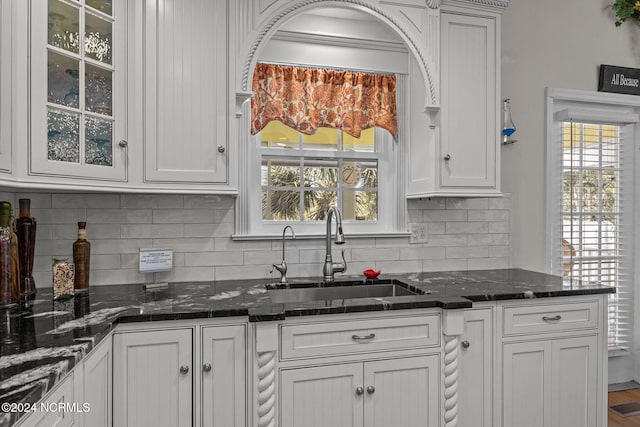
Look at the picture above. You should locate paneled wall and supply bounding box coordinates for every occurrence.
[0,191,510,287]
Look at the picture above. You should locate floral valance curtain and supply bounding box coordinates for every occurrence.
[250,63,397,139]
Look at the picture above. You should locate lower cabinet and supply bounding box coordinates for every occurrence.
[458,307,494,427]
[80,336,112,427]
[497,296,606,427]
[15,371,78,427]
[113,321,246,427]
[279,356,440,427]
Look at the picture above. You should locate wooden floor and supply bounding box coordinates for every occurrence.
[609,388,640,426]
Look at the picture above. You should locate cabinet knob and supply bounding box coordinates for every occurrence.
[179,365,189,375]
[203,363,212,372]
[118,140,128,148]
[355,387,364,396]
[366,385,375,395]
[444,154,451,161]
[217,146,226,153]
[461,340,470,349]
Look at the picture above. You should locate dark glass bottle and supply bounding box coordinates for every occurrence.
[16,199,37,300]
[73,221,91,293]
[0,202,20,308]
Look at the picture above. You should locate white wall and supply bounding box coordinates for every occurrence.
[501,0,639,272]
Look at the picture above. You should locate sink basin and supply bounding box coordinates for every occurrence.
[266,279,423,303]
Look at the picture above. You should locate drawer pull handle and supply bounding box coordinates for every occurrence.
[355,387,364,396]
[352,333,376,342]
[542,315,562,322]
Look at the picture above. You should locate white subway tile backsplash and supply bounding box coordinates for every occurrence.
[15,193,510,288]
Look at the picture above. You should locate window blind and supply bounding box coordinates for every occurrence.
[560,120,631,350]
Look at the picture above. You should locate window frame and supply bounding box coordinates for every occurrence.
[544,87,640,354]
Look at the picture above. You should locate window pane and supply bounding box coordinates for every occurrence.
[342,128,374,152]
[303,191,337,220]
[262,160,300,187]
[342,190,377,221]
[359,160,378,188]
[85,116,113,166]
[48,51,80,108]
[86,0,112,15]
[262,190,300,221]
[301,127,338,151]
[304,161,338,188]
[48,0,80,53]
[48,109,80,163]
[260,121,299,148]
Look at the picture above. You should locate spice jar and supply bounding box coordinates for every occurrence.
[52,258,74,299]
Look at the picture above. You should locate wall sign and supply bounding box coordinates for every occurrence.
[598,64,640,96]
[139,248,173,273]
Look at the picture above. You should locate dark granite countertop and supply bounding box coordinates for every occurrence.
[0,268,613,426]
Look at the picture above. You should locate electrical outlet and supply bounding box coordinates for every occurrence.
[409,223,428,244]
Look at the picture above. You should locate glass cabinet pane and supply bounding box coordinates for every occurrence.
[48,109,80,163]
[85,12,112,64]
[48,0,80,53]
[85,117,113,166]
[48,51,80,108]
[85,63,112,115]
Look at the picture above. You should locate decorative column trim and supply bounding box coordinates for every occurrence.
[255,322,279,427]
[442,309,465,427]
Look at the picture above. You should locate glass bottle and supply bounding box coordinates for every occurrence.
[502,98,517,144]
[73,221,91,293]
[16,198,37,300]
[0,202,20,308]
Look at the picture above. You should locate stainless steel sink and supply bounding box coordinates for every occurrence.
[266,280,423,303]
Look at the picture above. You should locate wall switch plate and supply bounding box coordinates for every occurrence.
[409,223,428,244]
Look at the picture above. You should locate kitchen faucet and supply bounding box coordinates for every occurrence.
[323,206,347,282]
[270,225,295,283]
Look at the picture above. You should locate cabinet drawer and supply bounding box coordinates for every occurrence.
[17,372,76,427]
[281,314,440,359]
[502,300,599,336]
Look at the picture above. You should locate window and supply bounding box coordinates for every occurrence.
[545,88,640,352]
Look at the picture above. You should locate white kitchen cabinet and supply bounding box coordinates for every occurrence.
[199,324,246,427]
[133,0,229,187]
[0,0,11,175]
[497,296,606,427]
[80,336,112,427]
[113,328,193,427]
[15,370,78,427]
[279,356,439,427]
[458,306,494,427]
[433,10,500,196]
[27,0,129,183]
[113,320,247,427]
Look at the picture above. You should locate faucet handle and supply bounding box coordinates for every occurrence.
[333,249,348,275]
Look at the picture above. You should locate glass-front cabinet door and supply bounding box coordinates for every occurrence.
[30,0,127,182]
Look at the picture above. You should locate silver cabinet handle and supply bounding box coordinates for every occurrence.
[217,146,226,153]
[444,154,451,161]
[180,365,189,374]
[461,340,470,349]
[366,385,375,394]
[118,140,128,148]
[542,315,562,321]
[355,387,364,396]
[203,363,212,372]
[352,333,375,342]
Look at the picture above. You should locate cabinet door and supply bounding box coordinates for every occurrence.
[15,372,77,427]
[280,363,364,427]
[551,335,597,427]
[502,340,552,427]
[363,355,440,427]
[113,329,193,427]
[459,308,493,427]
[0,0,11,174]
[138,0,228,184]
[201,324,245,427]
[29,0,128,182]
[440,12,497,190]
[81,337,111,427]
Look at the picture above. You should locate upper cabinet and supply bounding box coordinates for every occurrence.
[134,0,229,187]
[407,1,505,198]
[29,0,128,183]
